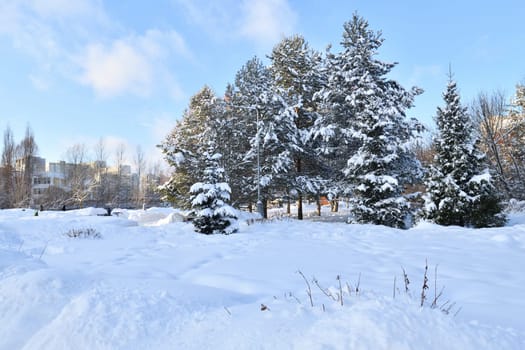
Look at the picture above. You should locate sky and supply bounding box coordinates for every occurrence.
[1,0,524,169]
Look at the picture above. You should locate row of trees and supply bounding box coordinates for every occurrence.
[43,141,167,210]
[0,127,167,209]
[161,14,513,231]
[0,125,38,208]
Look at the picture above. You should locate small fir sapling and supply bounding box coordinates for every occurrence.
[190,145,238,235]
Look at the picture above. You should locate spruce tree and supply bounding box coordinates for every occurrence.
[190,142,238,235]
[315,14,423,228]
[423,79,506,227]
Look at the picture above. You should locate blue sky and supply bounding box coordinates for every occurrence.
[1,0,524,168]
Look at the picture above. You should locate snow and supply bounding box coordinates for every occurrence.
[0,206,524,349]
[470,170,491,184]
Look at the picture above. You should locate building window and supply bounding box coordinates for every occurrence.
[34,177,51,185]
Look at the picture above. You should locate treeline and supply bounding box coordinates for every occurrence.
[160,14,505,229]
[0,126,168,210]
[159,14,517,229]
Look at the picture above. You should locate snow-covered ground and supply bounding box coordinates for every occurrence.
[0,206,524,349]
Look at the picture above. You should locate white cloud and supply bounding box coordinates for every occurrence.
[0,0,111,92]
[173,0,235,41]
[238,0,297,46]
[0,2,59,59]
[77,29,191,98]
[78,41,153,97]
[28,0,106,20]
[0,1,190,99]
[138,29,192,60]
[0,0,107,56]
[174,0,298,47]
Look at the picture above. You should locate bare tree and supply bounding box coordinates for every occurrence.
[472,86,525,199]
[471,90,512,196]
[144,160,166,207]
[65,143,95,208]
[133,145,146,208]
[113,142,129,207]
[507,84,525,198]
[413,136,435,168]
[409,136,435,201]
[14,125,38,207]
[93,137,110,206]
[0,126,16,208]
[39,185,69,209]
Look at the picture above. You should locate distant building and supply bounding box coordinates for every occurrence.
[15,156,46,175]
[9,155,157,209]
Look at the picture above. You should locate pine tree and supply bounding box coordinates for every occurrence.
[252,91,302,204]
[223,82,259,209]
[219,84,244,203]
[159,86,218,208]
[315,14,423,228]
[230,56,275,217]
[269,35,324,219]
[190,142,238,235]
[313,44,358,204]
[423,79,506,227]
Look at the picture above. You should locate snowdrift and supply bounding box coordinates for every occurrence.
[0,208,523,349]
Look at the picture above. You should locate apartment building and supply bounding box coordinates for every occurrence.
[32,160,70,197]
[4,155,164,209]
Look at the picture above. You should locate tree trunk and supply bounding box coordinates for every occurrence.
[297,192,303,220]
[263,199,268,219]
[331,200,339,212]
[296,157,303,220]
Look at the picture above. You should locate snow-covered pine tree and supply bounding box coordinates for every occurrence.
[316,14,423,228]
[159,86,218,208]
[249,89,302,208]
[190,141,238,235]
[230,56,277,217]
[423,78,506,227]
[223,80,259,209]
[313,43,357,206]
[219,85,244,199]
[269,35,324,219]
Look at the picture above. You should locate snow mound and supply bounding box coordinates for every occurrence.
[74,207,108,216]
[126,207,187,226]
